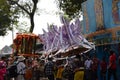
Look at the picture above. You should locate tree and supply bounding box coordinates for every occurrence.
[8,0,39,33]
[0,0,18,36]
[56,0,87,19]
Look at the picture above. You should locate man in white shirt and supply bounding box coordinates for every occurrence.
[17,56,26,80]
[84,56,93,80]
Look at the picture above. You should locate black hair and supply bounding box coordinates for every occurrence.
[110,50,114,55]
[48,57,52,61]
[1,56,6,60]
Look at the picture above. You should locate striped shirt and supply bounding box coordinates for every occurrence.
[44,61,54,76]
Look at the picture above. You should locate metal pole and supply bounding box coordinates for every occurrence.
[12,24,14,54]
[12,26,14,41]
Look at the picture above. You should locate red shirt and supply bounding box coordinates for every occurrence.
[92,58,99,71]
[109,54,116,69]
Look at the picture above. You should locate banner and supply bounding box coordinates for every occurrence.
[94,0,104,30]
[82,2,89,32]
[112,0,120,24]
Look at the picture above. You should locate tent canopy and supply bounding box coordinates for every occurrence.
[0,45,12,55]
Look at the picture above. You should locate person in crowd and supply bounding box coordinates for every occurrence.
[100,57,107,80]
[0,57,7,80]
[7,57,17,80]
[44,56,55,80]
[73,57,84,80]
[31,58,40,80]
[108,50,117,80]
[32,65,41,80]
[91,54,99,80]
[56,65,64,80]
[1,56,7,80]
[33,58,41,80]
[1,56,7,67]
[54,62,58,80]
[24,58,32,80]
[62,64,74,80]
[84,56,93,80]
[39,61,45,78]
[17,56,26,80]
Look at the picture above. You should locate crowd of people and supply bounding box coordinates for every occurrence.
[43,50,120,80]
[0,55,43,80]
[0,49,119,80]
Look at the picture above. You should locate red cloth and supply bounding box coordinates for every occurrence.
[92,58,99,71]
[0,68,6,80]
[109,54,116,69]
[100,61,107,72]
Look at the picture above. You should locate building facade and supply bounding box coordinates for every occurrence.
[82,0,120,79]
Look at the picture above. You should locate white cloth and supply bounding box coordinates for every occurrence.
[84,59,93,69]
[17,62,26,74]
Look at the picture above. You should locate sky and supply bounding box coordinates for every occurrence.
[0,0,61,49]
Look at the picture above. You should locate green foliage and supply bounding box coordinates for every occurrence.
[17,21,29,33]
[57,0,86,19]
[0,0,18,36]
[7,0,39,33]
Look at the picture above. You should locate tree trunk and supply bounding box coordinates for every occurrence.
[29,13,34,33]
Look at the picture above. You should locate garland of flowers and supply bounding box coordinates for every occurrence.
[13,33,39,56]
[13,35,22,53]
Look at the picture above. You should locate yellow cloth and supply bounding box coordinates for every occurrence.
[74,71,84,80]
[56,67,64,79]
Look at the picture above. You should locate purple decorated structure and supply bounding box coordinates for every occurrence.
[38,16,95,60]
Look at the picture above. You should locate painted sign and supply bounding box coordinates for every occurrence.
[82,2,89,33]
[112,0,120,24]
[94,0,104,30]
